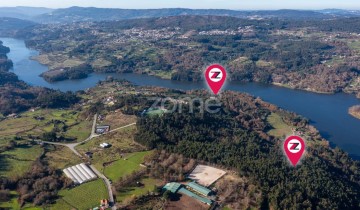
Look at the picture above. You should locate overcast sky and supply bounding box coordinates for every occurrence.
[0,0,359,10]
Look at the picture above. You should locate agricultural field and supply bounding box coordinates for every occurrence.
[0,145,43,178]
[43,144,82,169]
[0,109,92,143]
[100,111,137,128]
[103,151,152,181]
[51,179,108,210]
[76,125,144,169]
[266,113,293,137]
[116,177,161,204]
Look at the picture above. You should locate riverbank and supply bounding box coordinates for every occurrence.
[31,52,360,98]
[2,37,360,159]
[272,82,335,94]
[349,105,360,119]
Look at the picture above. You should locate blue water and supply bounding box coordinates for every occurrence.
[2,37,360,159]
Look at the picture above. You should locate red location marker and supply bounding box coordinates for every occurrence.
[284,136,305,166]
[205,64,227,95]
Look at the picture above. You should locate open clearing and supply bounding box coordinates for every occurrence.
[0,145,43,178]
[188,165,226,187]
[266,113,293,137]
[76,124,146,172]
[100,112,137,128]
[0,109,92,142]
[0,191,42,210]
[104,151,152,181]
[51,179,108,210]
[44,145,82,169]
[117,177,161,204]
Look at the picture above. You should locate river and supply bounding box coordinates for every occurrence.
[2,37,360,159]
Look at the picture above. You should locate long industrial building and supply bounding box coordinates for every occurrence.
[63,163,97,184]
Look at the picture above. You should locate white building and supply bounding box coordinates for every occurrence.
[63,163,97,184]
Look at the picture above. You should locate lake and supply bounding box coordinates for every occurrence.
[2,37,360,159]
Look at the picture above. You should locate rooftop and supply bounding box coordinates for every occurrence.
[162,182,182,193]
[186,182,212,196]
[178,188,213,205]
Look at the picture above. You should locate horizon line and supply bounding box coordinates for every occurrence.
[1,6,360,11]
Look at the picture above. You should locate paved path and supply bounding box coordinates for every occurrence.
[90,165,116,210]
[34,113,137,208]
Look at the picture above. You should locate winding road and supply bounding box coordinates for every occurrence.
[35,114,136,210]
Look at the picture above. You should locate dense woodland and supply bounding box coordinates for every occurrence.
[132,90,360,209]
[0,41,80,115]
[15,16,360,95]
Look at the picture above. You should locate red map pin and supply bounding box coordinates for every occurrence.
[205,64,227,95]
[284,136,305,166]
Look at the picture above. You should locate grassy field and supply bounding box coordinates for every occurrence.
[100,112,137,128]
[347,40,360,53]
[34,53,85,70]
[266,113,293,137]
[117,178,160,204]
[44,145,82,169]
[51,179,108,210]
[0,109,91,143]
[76,124,138,151]
[76,125,145,170]
[0,191,43,210]
[0,145,43,178]
[104,151,152,181]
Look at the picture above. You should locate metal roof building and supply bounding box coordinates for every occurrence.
[178,188,213,205]
[63,163,97,184]
[162,182,182,193]
[186,182,212,196]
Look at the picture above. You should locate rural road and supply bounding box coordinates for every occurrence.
[34,113,137,209]
[90,165,116,210]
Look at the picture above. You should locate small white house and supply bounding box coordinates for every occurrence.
[100,143,111,148]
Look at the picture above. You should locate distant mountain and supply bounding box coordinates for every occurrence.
[34,7,336,23]
[0,6,54,20]
[318,9,360,17]
[1,7,360,24]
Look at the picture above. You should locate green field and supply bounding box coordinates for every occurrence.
[266,113,293,137]
[0,191,42,210]
[0,109,92,143]
[347,40,360,53]
[117,178,159,203]
[51,179,108,210]
[76,125,146,171]
[104,151,152,181]
[0,145,43,178]
[44,145,82,169]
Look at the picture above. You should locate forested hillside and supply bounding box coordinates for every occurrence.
[0,41,79,115]
[0,18,36,36]
[17,16,360,96]
[133,90,360,209]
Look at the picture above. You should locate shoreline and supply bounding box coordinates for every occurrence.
[31,54,360,98]
[349,105,360,120]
